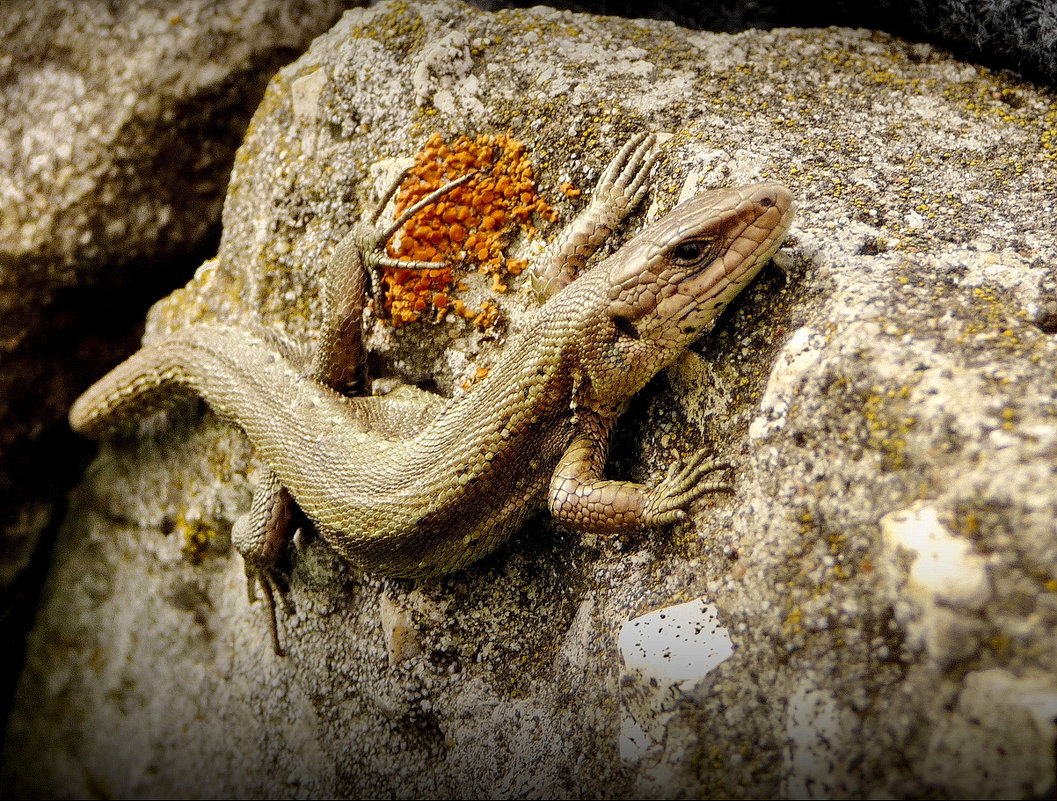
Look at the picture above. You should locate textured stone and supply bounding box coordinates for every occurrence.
[0,0,348,591]
[4,2,1056,797]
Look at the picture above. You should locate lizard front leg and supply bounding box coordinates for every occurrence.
[532,132,659,299]
[548,410,732,535]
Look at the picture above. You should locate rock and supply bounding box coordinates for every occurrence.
[4,2,1055,797]
[618,599,734,787]
[880,502,992,666]
[923,668,1057,798]
[782,678,860,800]
[469,0,1057,86]
[0,0,348,597]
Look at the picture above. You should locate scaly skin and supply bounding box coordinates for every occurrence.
[70,135,794,589]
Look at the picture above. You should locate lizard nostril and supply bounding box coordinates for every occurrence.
[759,194,775,208]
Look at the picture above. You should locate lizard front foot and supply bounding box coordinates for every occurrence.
[533,131,661,297]
[549,411,734,534]
[641,450,733,526]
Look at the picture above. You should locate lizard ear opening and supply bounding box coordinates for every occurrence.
[611,314,641,340]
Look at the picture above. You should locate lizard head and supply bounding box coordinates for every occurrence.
[583,182,795,401]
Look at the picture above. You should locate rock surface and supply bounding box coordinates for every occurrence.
[472,0,1057,86]
[4,2,1056,797]
[0,0,348,597]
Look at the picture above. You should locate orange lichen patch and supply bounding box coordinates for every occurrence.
[384,265,453,319]
[381,133,557,327]
[460,365,492,392]
[560,181,581,198]
[471,300,501,330]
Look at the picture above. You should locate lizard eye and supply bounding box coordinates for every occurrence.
[670,238,715,266]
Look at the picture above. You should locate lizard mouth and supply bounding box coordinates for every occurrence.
[737,182,796,271]
[601,180,795,353]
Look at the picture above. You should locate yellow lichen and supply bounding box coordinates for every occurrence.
[177,515,219,565]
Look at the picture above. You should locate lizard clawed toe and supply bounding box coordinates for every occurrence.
[594,131,660,215]
[246,563,293,657]
[642,451,735,526]
[352,170,478,303]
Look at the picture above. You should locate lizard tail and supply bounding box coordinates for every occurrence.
[69,323,300,439]
[70,340,205,438]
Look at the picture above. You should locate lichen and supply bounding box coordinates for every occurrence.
[176,514,220,565]
[381,132,556,327]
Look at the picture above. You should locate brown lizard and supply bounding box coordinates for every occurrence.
[70,133,794,653]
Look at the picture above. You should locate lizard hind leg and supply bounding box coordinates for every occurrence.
[238,157,488,639]
[362,170,477,272]
[232,468,297,656]
[311,168,478,389]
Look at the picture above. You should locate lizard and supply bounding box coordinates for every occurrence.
[70,132,795,653]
